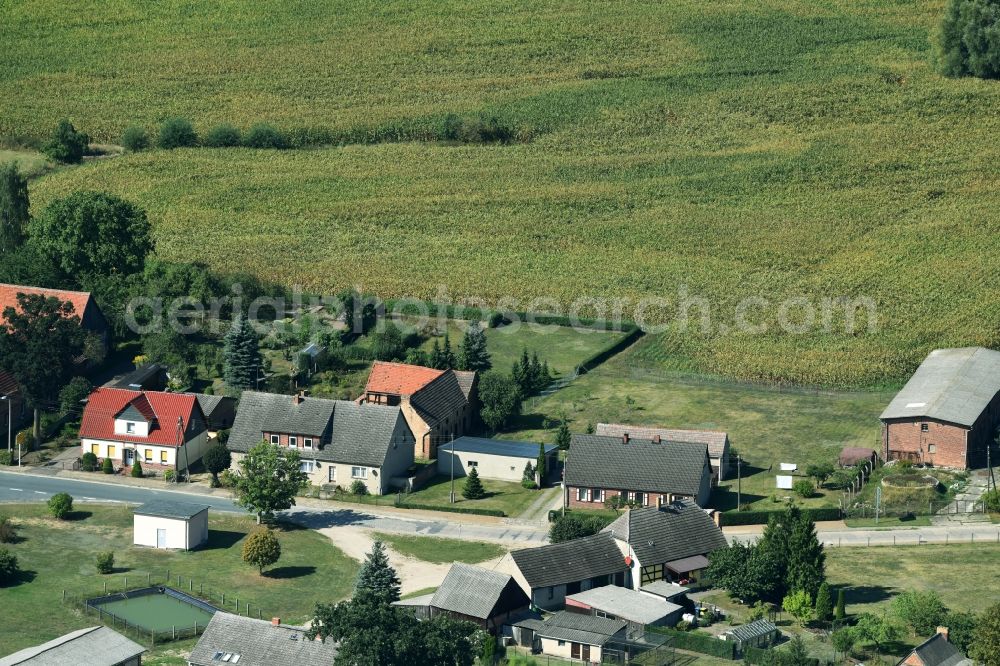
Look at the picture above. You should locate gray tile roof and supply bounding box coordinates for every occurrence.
[510,532,626,589]
[725,619,777,643]
[229,391,410,467]
[565,585,682,625]
[602,500,727,567]
[410,371,469,425]
[901,633,971,666]
[566,434,710,496]
[0,626,145,666]
[133,500,209,520]
[443,436,556,459]
[521,611,626,647]
[881,347,1000,427]
[188,613,338,666]
[430,563,528,620]
[595,423,729,461]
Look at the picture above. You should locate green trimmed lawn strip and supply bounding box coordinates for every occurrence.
[374,532,506,564]
[0,504,357,659]
[403,474,542,517]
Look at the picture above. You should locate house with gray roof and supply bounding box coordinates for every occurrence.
[228,391,415,494]
[596,423,731,479]
[193,394,236,433]
[881,347,1000,469]
[723,619,779,653]
[565,584,684,637]
[187,613,338,666]
[437,437,558,483]
[499,533,628,610]
[602,500,728,588]
[565,434,714,509]
[512,611,626,663]
[0,626,145,666]
[896,630,971,666]
[395,563,530,633]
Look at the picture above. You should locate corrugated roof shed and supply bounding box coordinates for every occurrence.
[443,437,556,459]
[134,500,209,520]
[517,611,626,647]
[725,619,777,643]
[565,434,710,496]
[880,347,1000,427]
[566,585,682,625]
[0,626,145,666]
[430,563,528,619]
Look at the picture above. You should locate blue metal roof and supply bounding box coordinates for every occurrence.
[442,436,556,459]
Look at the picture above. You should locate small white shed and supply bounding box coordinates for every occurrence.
[437,437,558,483]
[133,500,209,550]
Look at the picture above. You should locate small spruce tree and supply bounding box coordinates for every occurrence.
[355,540,401,602]
[440,333,457,370]
[555,422,571,450]
[458,322,491,371]
[224,315,261,390]
[815,582,833,623]
[462,466,486,499]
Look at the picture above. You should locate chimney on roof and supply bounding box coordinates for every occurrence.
[652,434,661,444]
[937,626,949,640]
[622,433,629,444]
[293,391,306,405]
[272,617,281,626]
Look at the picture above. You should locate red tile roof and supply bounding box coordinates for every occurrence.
[365,361,445,396]
[79,387,201,447]
[0,283,94,320]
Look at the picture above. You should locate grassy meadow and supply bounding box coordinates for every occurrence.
[0,504,357,658]
[8,0,1000,387]
[372,532,507,565]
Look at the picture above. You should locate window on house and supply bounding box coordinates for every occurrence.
[160,451,168,464]
[635,492,646,506]
[270,434,279,445]
[594,489,604,503]
[328,467,336,482]
[108,445,117,458]
[288,436,297,448]
[91,443,99,455]
[304,438,313,449]
[126,422,135,434]
[577,487,588,502]
[300,461,315,473]
[928,444,937,453]
[467,460,478,467]
[921,423,929,432]
[547,587,554,600]
[352,467,367,479]
[557,640,566,646]
[144,449,152,462]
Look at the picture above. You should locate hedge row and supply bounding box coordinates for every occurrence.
[649,627,736,659]
[718,507,842,527]
[744,645,822,666]
[395,501,506,517]
[574,327,645,375]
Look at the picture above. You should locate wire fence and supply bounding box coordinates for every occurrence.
[61,569,269,646]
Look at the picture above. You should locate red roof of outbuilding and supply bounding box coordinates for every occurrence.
[365,361,445,396]
[0,370,18,396]
[0,283,94,319]
[79,387,201,447]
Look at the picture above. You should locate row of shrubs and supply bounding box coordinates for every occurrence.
[718,507,843,527]
[122,112,532,153]
[743,645,821,666]
[648,626,736,659]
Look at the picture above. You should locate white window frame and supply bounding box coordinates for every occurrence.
[304,437,313,450]
[270,434,279,445]
[288,436,297,449]
[300,460,315,474]
[928,444,937,453]
[126,422,135,434]
[351,467,367,479]
[594,489,604,503]
[577,487,589,502]
[144,449,152,462]
[328,466,336,482]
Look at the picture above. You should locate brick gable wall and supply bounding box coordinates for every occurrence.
[883,419,969,468]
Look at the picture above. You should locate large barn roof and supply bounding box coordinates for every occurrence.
[880,347,1000,427]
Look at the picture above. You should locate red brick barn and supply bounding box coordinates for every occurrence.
[881,347,1000,469]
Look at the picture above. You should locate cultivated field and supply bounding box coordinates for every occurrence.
[11,0,1000,386]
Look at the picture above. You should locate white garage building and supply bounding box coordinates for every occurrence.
[437,437,558,483]
[133,500,209,550]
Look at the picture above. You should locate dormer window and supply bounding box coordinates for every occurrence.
[126,422,136,434]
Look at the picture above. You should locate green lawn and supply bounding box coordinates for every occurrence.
[13,0,1000,388]
[0,149,50,178]
[506,352,892,511]
[405,474,542,517]
[0,504,357,658]
[373,532,506,564]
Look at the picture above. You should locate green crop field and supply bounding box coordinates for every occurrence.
[8,0,1000,387]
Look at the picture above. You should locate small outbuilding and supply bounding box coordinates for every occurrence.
[0,626,145,666]
[566,584,684,637]
[723,619,779,653]
[133,500,209,550]
[438,436,557,483]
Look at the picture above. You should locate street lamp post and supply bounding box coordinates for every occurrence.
[449,435,456,504]
[1,395,11,462]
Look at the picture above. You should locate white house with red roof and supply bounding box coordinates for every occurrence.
[79,388,209,477]
[360,361,477,459]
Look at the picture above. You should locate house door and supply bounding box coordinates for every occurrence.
[571,643,581,659]
[328,466,336,483]
[156,529,167,549]
[581,644,591,662]
[124,449,134,466]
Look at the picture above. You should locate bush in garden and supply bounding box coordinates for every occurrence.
[793,479,816,498]
[131,459,143,478]
[121,125,150,152]
[48,492,73,519]
[163,469,176,482]
[102,457,114,474]
[244,123,286,149]
[158,117,198,148]
[0,548,19,583]
[350,479,368,496]
[96,551,114,574]
[0,515,16,543]
[42,119,89,163]
[203,123,242,147]
[81,451,98,471]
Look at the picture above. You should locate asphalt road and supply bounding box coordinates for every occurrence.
[0,470,550,546]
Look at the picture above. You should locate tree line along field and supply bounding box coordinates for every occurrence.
[11,0,1000,388]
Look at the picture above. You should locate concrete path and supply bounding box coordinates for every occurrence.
[932,467,994,526]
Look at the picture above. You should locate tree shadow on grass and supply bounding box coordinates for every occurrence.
[264,565,316,580]
[64,510,93,522]
[711,487,767,511]
[509,412,549,431]
[0,569,36,588]
[200,530,245,550]
[839,584,894,605]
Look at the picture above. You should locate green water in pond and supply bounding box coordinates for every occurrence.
[94,594,214,631]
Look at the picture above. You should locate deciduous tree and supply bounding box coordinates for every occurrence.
[232,441,308,523]
[42,119,89,163]
[936,0,1000,79]
[782,589,814,626]
[968,602,1000,666]
[892,589,948,636]
[478,372,521,432]
[242,527,281,574]
[0,163,29,254]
